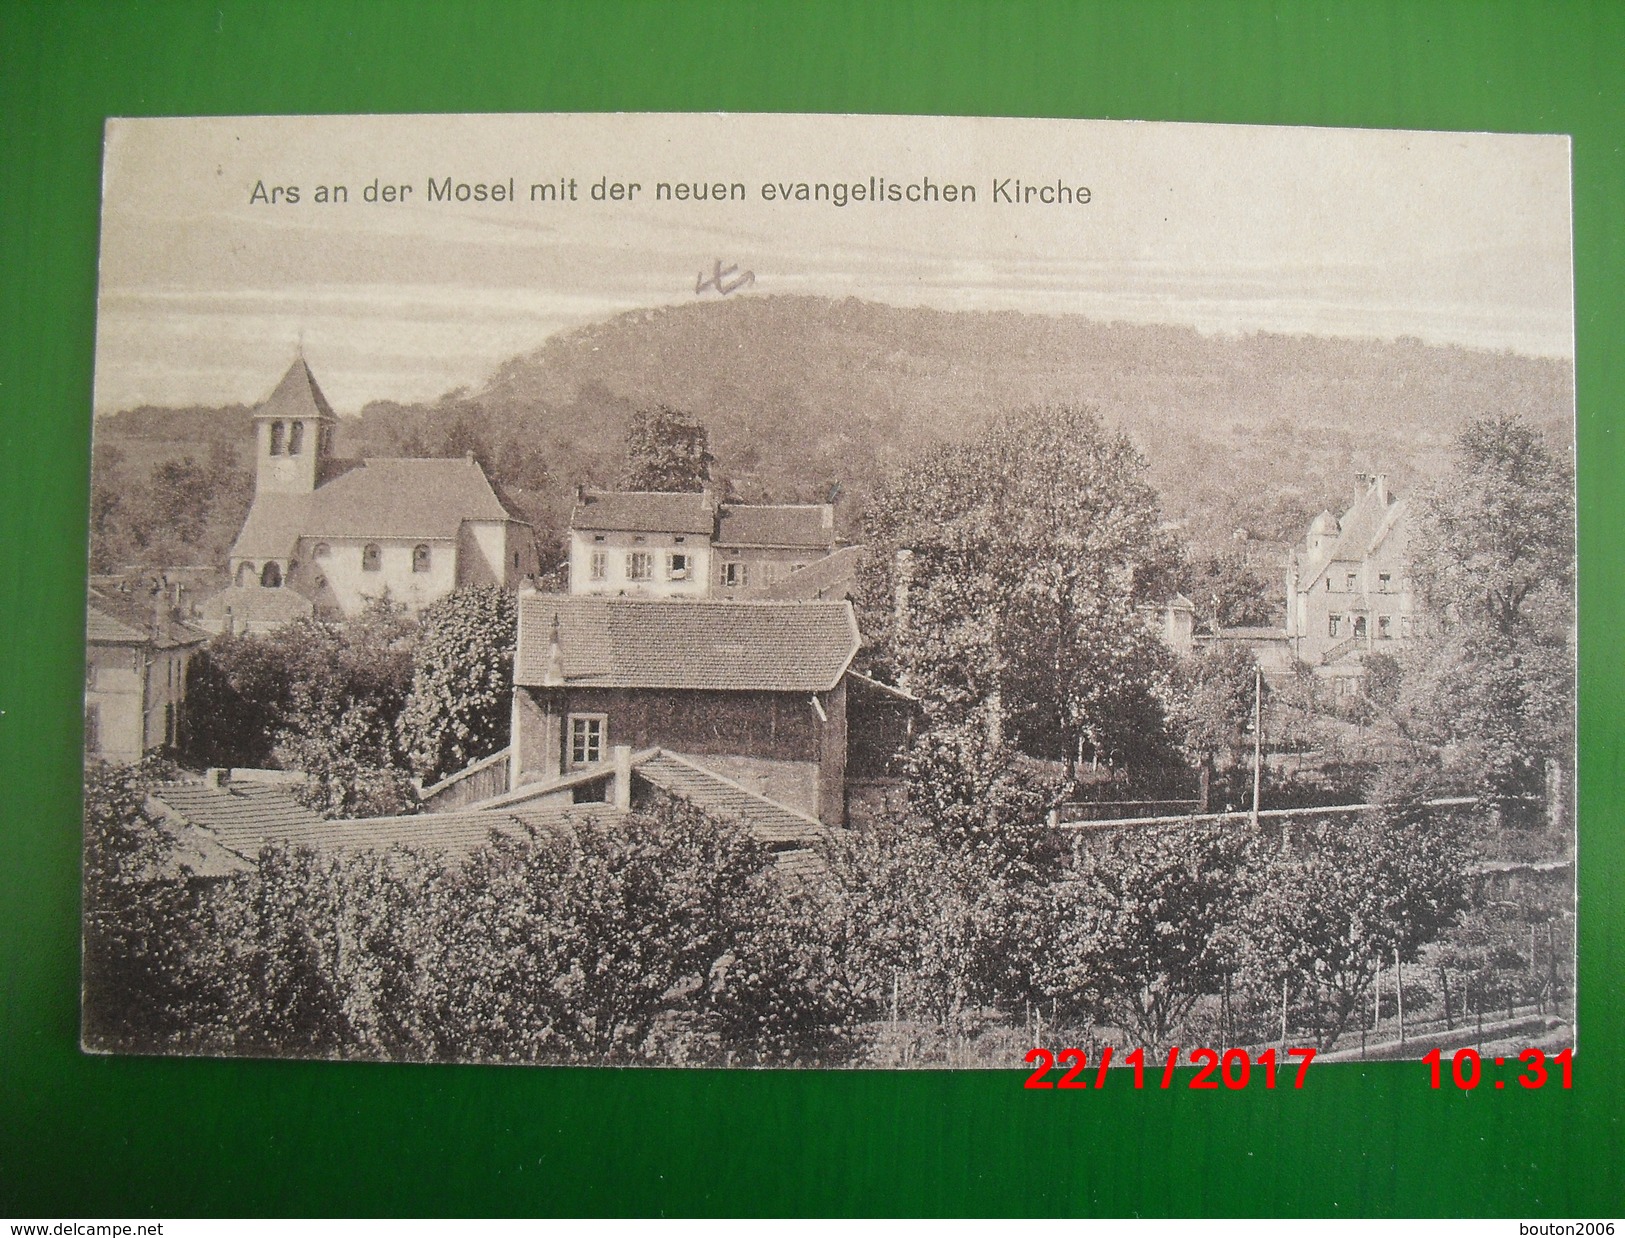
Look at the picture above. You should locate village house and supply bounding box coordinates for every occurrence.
[199,359,539,633]
[1283,472,1418,690]
[501,593,914,826]
[567,488,839,599]
[85,580,207,763]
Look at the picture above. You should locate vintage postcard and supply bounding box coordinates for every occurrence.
[83,114,1576,1070]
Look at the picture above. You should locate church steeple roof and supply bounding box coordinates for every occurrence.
[255,357,336,423]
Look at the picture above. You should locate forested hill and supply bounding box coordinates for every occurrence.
[94,295,1574,557]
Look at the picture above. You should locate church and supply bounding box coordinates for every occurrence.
[199,359,539,632]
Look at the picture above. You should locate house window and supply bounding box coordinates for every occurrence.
[1345,572,1358,592]
[668,552,689,580]
[1401,615,1415,638]
[1353,616,1367,638]
[85,704,100,753]
[513,550,521,571]
[235,562,255,587]
[85,660,97,690]
[1377,615,1392,639]
[568,714,606,767]
[1328,614,1341,638]
[626,551,653,581]
[1324,578,1332,592]
[288,421,304,455]
[362,543,381,572]
[413,544,431,573]
[313,542,331,559]
[589,551,608,581]
[1377,572,1391,593]
[269,421,286,454]
[260,562,282,588]
[723,562,748,589]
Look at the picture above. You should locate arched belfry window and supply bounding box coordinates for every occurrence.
[260,562,282,588]
[313,542,331,559]
[412,544,431,573]
[269,421,286,454]
[287,421,304,454]
[362,543,381,572]
[235,562,254,587]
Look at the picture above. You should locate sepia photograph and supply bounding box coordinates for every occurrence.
[82,112,1577,1070]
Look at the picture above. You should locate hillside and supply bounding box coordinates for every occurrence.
[94,294,1575,560]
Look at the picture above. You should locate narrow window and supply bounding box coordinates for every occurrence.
[85,660,97,690]
[1346,572,1358,591]
[568,714,605,767]
[236,562,255,587]
[626,551,653,581]
[513,550,521,571]
[363,543,381,572]
[85,704,100,753]
[1353,615,1367,638]
[288,421,304,454]
[1324,577,1331,592]
[260,562,282,588]
[668,551,689,580]
[269,421,286,454]
[1328,614,1341,638]
[1378,572,1391,593]
[165,702,176,747]
[589,551,608,581]
[412,544,431,573]
[1377,615,1392,639]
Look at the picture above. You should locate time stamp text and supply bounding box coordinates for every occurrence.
[1022,1046,1574,1090]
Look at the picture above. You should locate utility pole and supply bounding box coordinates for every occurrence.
[1250,663,1263,830]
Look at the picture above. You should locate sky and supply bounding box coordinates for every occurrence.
[94,113,1575,416]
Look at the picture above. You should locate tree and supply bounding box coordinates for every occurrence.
[859,405,1182,781]
[1401,416,1575,817]
[1169,644,1259,809]
[1241,799,1470,1051]
[396,585,518,784]
[1181,546,1278,635]
[1044,821,1260,1050]
[621,405,714,491]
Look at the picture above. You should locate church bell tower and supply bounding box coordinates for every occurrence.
[253,357,337,495]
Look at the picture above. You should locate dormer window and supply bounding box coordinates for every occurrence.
[288,421,304,454]
[269,421,286,454]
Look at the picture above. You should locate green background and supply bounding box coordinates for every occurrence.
[2,0,1620,1218]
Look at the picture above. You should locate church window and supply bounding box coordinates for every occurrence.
[260,562,282,588]
[269,421,286,454]
[413,544,432,573]
[568,714,606,767]
[362,544,381,572]
[313,542,330,559]
[235,562,255,587]
[288,421,304,454]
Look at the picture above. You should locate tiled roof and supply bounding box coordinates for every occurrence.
[515,595,859,691]
[716,503,835,549]
[257,358,336,423]
[151,778,625,868]
[86,589,208,648]
[197,584,315,625]
[1301,485,1407,589]
[229,493,312,561]
[570,489,716,535]
[758,545,866,601]
[229,456,522,560]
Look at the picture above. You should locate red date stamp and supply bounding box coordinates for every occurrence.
[1023,1045,1316,1090]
